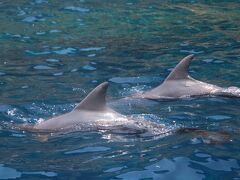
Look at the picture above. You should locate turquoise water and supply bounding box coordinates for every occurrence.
[0,0,240,179]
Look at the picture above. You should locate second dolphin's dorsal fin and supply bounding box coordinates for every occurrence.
[165,54,195,81]
[74,82,108,111]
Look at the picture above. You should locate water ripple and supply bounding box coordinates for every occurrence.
[53,48,77,55]
[117,157,205,180]
[64,6,90,13]
[0,164,57,179]
[33,65,53,70]
[82,65,96,71]
[65,146,110,155]
[80,47,105,51]
[109,76,163,84]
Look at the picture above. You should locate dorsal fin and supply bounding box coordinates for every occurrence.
[74,82,108,111]
[165,54,194,81]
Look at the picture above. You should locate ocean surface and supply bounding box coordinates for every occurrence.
[0,0,240,179]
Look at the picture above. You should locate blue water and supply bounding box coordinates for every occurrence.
[0,0,240,179]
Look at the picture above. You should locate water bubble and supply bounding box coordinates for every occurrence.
[7,108,16,116]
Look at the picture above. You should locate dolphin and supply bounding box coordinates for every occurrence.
[15,82,230,144]
[20,82,168,136]
[134,55,240,100]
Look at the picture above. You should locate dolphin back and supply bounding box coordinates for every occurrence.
[74,82,109,111]
[165,54,195,81]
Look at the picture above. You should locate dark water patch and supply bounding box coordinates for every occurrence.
[0,164,58,179]
[0,164,22,179]
[117,157,206,180]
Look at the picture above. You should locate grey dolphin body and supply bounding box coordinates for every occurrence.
[25,82,168,136]
[135,55,240,100]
